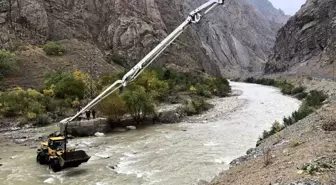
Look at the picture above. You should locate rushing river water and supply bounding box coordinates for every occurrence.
[0,82,301,185]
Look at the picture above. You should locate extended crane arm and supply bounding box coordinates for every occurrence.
[60,0,224,124]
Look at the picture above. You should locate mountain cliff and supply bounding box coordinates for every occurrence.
[265,0,336,76]
[0,0,288,87]
[184,0,289,77]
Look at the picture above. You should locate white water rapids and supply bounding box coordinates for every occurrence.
[0,82,301,185]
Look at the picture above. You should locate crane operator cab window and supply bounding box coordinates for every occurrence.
[48,139,65,151]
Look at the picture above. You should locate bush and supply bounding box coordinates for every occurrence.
[295,92,308,100]
[292,102,314,122]
[283,116,294,126]
[0,50,17,80]
[305,90,327,108]
[43,41,64,56]
[291,86,305,94]
[122,85,156,123]
[206,77,231,97]
[182,98,213,116]
[0,88,46,119]
[244,77,276,86]
[280,83,294,95]
[44,72,86,100]
[195,83,212,97]
[133,70,169,101]
[34,114,51,126]
[98,91,127,123]
[259,121,283,140]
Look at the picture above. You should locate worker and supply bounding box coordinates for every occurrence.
[85,110,91,120]
[92,109,96,119]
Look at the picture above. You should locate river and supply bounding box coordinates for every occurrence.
[0,82,301,185]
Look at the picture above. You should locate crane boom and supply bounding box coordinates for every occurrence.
[60,0,224,124]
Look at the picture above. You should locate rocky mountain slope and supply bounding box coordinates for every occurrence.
[248,0,289,24]
[265,0,336,76]
[185,0,289,77]
[0,0,288,87]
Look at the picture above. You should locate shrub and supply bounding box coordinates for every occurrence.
[43,41,64,56]
[98,91,127,123]
[245,77,256,83]
[259,121,283,141]
[133,70,169,101]
[295,92,308,100]
[182,98,213,116]
[44,72,86,100]
[189,85,197,94]
[27,112,37,120]
[34,114,51,126]
[283,116,294,126]
[269,121,283,135]
[0,88,46,119]
[305,90,327,108]
[291,86,305,94]
[122,85,156,123]
[292,102,314,122]
[206,77,231,97]
[0,50,17,80]
[280,83,294,95]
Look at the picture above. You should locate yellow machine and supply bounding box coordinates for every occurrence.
[36,135,90,172]
[37,0,224,173]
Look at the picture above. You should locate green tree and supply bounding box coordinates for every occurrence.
[134,70,169,101]
[122,85,156,123]
[98,91,127,123]
[0,88,46,118]
[44,72,86,100]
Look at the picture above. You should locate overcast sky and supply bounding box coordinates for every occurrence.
[269,0,306,15]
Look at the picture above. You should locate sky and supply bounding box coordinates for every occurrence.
[269,0,306,15]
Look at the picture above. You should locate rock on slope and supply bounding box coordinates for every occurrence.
[265,0,336,76]
[0,0,288,87]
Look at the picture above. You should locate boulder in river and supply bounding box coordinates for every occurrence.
[94,132,105,137]
[126,126,136,130]
[14,139,27,144]
[158,110,182,124]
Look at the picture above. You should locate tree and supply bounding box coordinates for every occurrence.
[133,70,169,100]
[44,72,86,100]
[0,88,46,118]
[98,91,127,123]
[122,85,156,123]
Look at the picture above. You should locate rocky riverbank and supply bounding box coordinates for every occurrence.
[206,76,336,185]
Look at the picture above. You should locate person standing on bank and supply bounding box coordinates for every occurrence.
[92,109,96,119]
[85,110,91,120]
